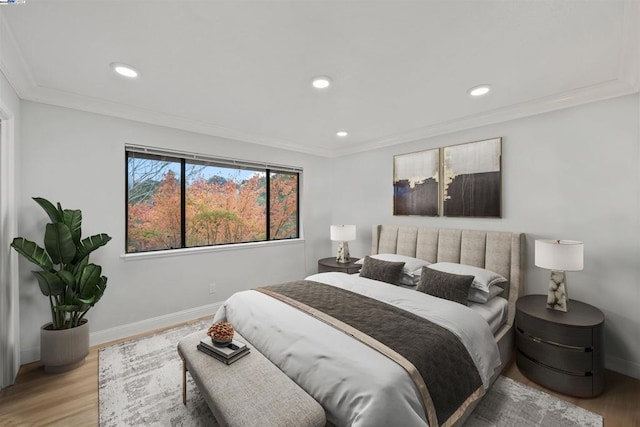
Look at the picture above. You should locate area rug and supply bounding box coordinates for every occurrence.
[99,319,218,426]
[99,321,603,427]
[465,376,602,426]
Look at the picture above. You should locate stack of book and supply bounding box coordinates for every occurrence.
[197,338,250,365]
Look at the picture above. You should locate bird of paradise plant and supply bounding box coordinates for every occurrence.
[11,197,111,329]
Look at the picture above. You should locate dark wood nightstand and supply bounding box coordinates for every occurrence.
[317,257,361,274]
[515,294,604,397]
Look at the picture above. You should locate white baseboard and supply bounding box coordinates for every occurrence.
[20,347,39,366]
[606,355,640,380]
[20,301,224,365]
[89,301,223,347]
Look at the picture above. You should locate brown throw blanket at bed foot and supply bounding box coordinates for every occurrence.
[257,280,484,427]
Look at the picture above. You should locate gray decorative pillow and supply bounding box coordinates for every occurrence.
[359,256,405,285]
[416,267,474,306]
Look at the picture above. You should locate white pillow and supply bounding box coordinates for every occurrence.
[355,254,431,275]
[398,271,422,286]
[468,284,504,303]
[427,262,507,293]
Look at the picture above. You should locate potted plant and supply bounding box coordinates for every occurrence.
[11,197,111,373]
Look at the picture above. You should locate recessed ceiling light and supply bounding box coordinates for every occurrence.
[468,84,491,97]
[111,62,139,78]
[336,130,349,137]
[311,76,332,89]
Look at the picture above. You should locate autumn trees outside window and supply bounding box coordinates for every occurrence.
[126,148,300,253]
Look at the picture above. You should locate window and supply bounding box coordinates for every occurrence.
[126,146,300,253]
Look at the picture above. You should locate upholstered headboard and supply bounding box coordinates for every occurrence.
[371,225,524,337]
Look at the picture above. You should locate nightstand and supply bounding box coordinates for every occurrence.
[317,257,361,274]
[515,295,604,397]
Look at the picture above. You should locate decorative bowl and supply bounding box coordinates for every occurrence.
[211,337,232,347]
[207,321,234,346]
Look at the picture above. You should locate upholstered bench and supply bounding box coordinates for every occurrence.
[177,329,326,427]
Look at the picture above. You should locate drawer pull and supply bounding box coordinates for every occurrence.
[516,327,589,351]
[517,350,592,377]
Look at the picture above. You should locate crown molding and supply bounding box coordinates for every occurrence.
[0,5,638,160]
[20,84,333,157]
[334,1,640,158]
[332,78,638,157]
[10,76,637,160]
[0,10,333,158]
[0,11,36,96]
[619,0,640,90]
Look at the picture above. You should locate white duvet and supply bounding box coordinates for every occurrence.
[213,272,501,427]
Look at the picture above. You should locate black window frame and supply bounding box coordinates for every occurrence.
[125,147,301,254]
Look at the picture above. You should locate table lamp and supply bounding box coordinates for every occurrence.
[330,225,356,263]
[535,239,584,312]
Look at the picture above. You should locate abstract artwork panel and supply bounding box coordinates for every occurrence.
[393,149,439,216]
[442,137,501,217]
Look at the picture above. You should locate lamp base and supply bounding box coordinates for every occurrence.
[336,241,350,263]
[546,270,568,312]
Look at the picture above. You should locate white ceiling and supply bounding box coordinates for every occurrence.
[0,1,638,157]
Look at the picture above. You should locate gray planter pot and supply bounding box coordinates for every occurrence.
[40,319,89,374]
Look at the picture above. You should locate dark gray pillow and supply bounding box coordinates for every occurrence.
[416,266,474,306]
[359,256,405,285]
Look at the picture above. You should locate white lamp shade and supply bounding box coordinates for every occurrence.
[535,239,584,271]
[330,225,356,241]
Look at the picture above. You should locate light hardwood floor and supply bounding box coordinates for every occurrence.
[1,320,639,427]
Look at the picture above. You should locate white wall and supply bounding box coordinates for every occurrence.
[17,95,640,380]
[18,101,332,362]
[0,69,21,387]
[330,94,640,379]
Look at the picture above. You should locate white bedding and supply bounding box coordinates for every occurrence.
[213,272,501,427]
[469,296,509,335]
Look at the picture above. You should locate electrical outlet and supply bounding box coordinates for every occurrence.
[209,283,216,294]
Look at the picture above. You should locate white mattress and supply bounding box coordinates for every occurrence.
[468,296,509,335]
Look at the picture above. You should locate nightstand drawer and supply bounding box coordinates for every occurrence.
[516,350,603,398]
[318,264,332,273]
[318,264,361,274]
[515,327,594,373]
[515,295,605,397]
[317,258,361,274]
[516,310,593,347]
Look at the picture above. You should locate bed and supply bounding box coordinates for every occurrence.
[212,225,524,427]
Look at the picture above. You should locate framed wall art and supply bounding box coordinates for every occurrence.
[442,137,502,217]
[393,148,440,216]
